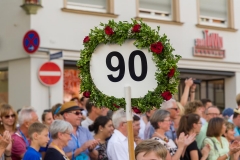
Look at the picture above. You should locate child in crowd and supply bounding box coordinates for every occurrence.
[22,122,49,160]
[135,139,167,160]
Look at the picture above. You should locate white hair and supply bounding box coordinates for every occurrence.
[160,99,176,109]
[50,120,73,139]
[18,107,36,125]
[112,109,126,129]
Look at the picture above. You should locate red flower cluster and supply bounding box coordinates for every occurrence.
[83,36,90,43]
[113,104,120,109]
[132,107,141,114]
[132,24,141,33]
[105,26,114,35]
[161,91,172,101]
[83,91,91,98]
[150,42,164,54]
[168,68,175,78]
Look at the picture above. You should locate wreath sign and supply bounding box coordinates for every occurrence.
[78,19,181,113]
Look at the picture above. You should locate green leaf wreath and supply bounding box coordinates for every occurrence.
[77,19,181,113]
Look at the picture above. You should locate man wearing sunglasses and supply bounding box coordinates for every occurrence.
[60,101,99,160]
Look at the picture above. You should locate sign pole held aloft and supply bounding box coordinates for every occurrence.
[124,86,135,160]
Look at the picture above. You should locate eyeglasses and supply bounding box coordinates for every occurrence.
[4,114,16,119]
[207,113,220,116]
[169,108,179,111]
[163,120,171,123]
[68,111,82,116]
[62,132,71,136]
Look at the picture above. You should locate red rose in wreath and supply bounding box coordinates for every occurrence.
[105,26,114,35]
[113,104,120,109]
[150,42,164,54]
[83,91,91,98]
[167,68,175,78]
[83,36,90,43]
[161,91,172,101]
[132,24,141,33]
[132,107,141,114]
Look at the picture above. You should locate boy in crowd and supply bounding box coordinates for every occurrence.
[22,122,49,160]
[135,139,167,160]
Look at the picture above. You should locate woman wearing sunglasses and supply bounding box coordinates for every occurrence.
[0,103,17,135]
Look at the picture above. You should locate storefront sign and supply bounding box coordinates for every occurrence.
[193,30,225,58]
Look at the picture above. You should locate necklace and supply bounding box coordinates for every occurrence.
[51,143,70,160]
[154,132,169,143]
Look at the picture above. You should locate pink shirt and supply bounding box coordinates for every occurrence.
[11,133,30,160]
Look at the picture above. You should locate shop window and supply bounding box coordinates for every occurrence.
[64,0,114,14]
[0,71,8,103]
[198,0,235,28]
[137,0,180,22]
[63,68,80,102]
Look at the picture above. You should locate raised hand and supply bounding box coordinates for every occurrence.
[0,131,11,149]
[184,133,196,147]
[176,132,185,149]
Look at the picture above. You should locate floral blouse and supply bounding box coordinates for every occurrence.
[96,142,108,160]
[152,137,178,156]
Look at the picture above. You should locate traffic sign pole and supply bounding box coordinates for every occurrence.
[124,86,135,160]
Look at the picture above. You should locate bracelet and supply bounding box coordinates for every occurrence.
[4,154,11,157]
[191,91,195,93]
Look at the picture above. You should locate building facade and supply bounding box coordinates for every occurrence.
[0,0,240,117]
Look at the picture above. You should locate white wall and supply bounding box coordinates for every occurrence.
[225,72,240,109]
[0,0,30,62]
[8,58,31,111]
[29,0,240,63]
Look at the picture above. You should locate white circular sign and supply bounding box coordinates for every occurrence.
[90,40,158,98]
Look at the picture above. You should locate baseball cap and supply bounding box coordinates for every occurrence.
[222,108,234,117]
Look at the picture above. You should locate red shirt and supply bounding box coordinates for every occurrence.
[11,133,30,160]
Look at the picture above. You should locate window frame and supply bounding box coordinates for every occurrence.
[136,0,182,25]
[63,0,117,18]
[196,0,237,32]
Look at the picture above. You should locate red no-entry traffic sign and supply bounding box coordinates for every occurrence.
[38,62,61,86]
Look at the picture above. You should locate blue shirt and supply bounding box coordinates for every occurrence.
[149,122,176,141]
[22,147,41,160]
[63,126,93,160]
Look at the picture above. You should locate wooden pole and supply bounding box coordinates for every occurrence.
[124,86,135,160]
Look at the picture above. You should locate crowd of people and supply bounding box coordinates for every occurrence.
[0,78,240,160]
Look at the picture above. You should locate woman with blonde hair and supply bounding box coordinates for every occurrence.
[0,103,18,135]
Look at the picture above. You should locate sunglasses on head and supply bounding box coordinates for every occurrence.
[4,114,16,119]
[68,111,82,116]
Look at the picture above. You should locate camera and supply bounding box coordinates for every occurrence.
[193,79,201,84]
[186,78,201,84]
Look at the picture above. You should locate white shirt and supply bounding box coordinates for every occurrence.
[200,117,207,125]
[139,116,146,139]
[81,117,93,131]
[107,129,136,160]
